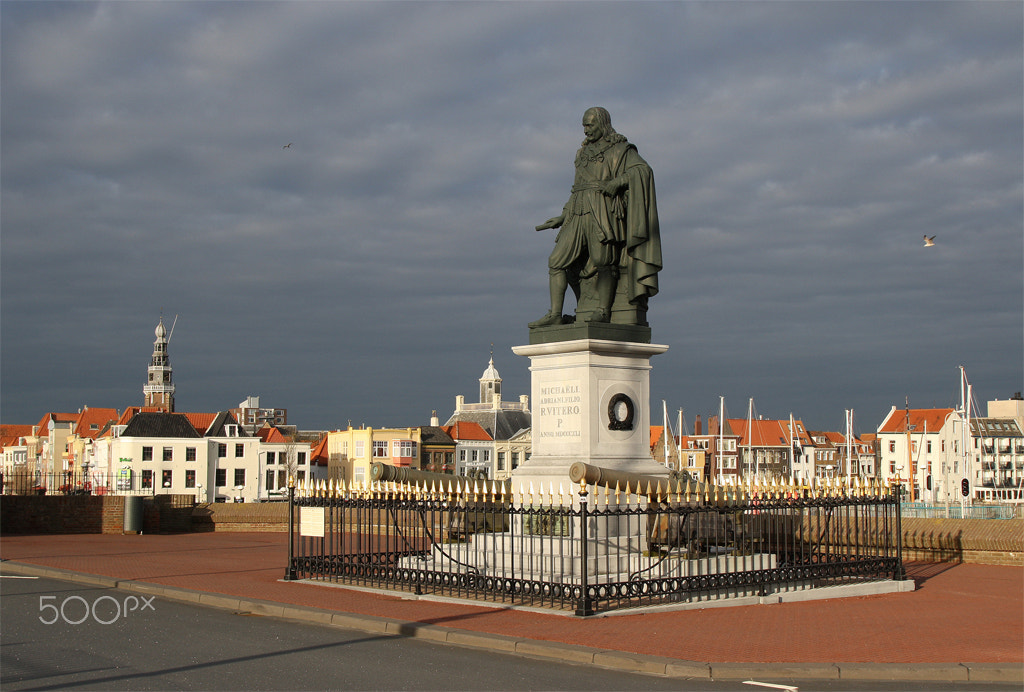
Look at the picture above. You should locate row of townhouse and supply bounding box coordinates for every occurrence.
[323,357,533,485]
[1,407,121,486]
[648,395,1023,502]
[2,408,327,502]
[323,419,533,486]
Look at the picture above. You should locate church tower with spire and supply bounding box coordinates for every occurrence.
[143,316,175,412]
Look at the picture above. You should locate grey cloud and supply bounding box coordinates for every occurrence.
[2,1,1020,433]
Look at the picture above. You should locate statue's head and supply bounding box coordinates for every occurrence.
[582,107,615,143]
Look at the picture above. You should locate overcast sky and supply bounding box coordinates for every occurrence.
[2,1,1021,436]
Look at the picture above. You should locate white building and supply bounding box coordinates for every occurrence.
[443,356,531,480]
[876,407,967,503]
[104,410,265,502]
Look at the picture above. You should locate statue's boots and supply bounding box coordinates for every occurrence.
[529,311,564,328]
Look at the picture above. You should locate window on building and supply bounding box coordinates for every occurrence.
[162,470,173,488]
[483,450,490,462]
[185,470,196,488]
[216,469,227,487]
[354,467,365,483]
[186,447,196,462]
[218,443,227,458]
[235,443,244,457]
[373,441,388,457]
[392,440,415,457]
[889,441,896,453]
[142,446,153,461]
[497,452,505,471]
[354,441,365,458]
[162,447,173,462]
[266,472,275,491]
[297,452,306,466]
[511,452,519,469]
[459,450,466,462]
[142,470,153,489]
[267,452,276,464]
[471,450,478,462]
[234,469,245,487]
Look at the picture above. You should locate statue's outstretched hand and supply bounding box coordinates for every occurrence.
[536,215,564,231]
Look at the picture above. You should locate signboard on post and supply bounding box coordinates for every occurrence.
[299,507,325,537]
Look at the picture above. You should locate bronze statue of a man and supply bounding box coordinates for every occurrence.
[530,107,662,328]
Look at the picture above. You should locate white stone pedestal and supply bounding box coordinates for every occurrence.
[510,338,670,495]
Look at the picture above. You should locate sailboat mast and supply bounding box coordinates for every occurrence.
[678,408,684,472]
[846,409,853,479]
[789,413,796,481]
[719,396,725,484]
[662,400,670,468]
[747,397,754,479]
[959,365,971,505]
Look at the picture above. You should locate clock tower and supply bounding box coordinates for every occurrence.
[143,316,175,412]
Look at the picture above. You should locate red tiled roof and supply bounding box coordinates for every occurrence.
[443,421,492,441]
[183,413,217,435]
[878,408,955,434]
[73,408,119,439]
[726,418,814,447]
[0,424,34,447]
[117,408,141,425]
[650,425,664,450]
[34,412,78,433]
[256,426,290,444]
[310,435,329,466]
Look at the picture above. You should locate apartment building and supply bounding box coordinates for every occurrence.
[970,417,1023,490]
[876,407,965,503]
[326,426,421,485]
[444,421,494,478]
[99,410,269,502]
[443,356,531,476]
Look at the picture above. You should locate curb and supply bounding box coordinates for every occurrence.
[2,560,1021,685]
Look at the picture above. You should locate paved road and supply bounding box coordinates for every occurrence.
[2,575,1015,692]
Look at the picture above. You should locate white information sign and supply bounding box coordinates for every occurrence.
[299,507,325,538]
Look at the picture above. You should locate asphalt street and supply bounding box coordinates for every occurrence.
[2,574,1017,692]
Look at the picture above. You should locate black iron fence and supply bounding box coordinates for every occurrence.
[0,470,153,496]
[286,477,904,615]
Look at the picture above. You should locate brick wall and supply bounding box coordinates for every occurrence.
[901,517,1023,566]
[191,502,289,532]
[1,494,195,535]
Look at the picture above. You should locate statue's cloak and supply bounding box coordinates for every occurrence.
[565,138,662,305]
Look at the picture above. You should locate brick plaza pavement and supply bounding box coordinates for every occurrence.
[1,531,1021,666]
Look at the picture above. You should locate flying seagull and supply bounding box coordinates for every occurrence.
[283,143,293,149]
[923,235,936,247]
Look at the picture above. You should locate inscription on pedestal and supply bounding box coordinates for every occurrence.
[537,380,583,441]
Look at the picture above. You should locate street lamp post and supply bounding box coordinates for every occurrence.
[285,475,297,580]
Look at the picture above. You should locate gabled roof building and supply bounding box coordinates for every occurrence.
[877,406,964,503]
